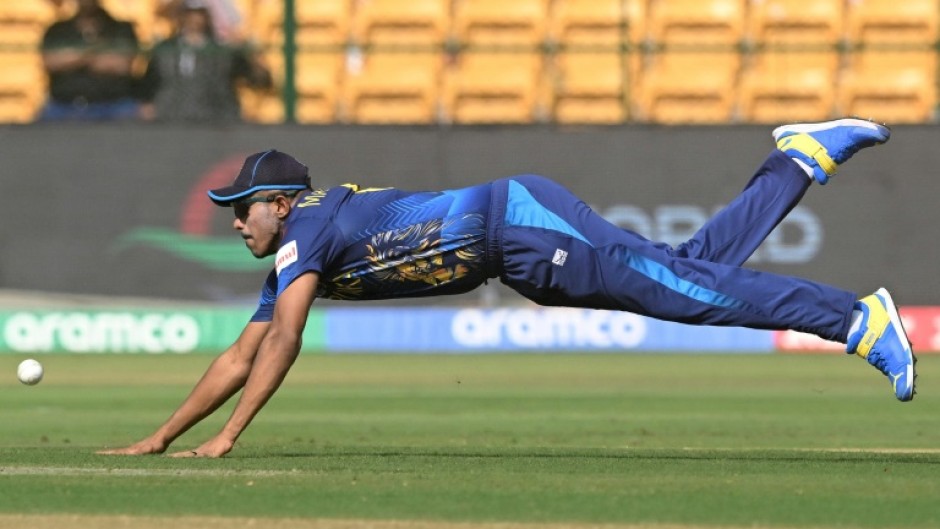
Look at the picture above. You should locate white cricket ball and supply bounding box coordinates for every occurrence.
[17,359,43,386]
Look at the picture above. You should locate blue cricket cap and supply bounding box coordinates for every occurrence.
[208,149,310,206]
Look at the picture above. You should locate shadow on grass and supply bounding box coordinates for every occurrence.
[258,446,940,465]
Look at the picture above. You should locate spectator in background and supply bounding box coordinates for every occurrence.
[156,0,245,45]
[139,0,273,123]
[40,0,141,121]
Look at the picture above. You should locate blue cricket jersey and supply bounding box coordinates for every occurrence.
[251,183,493,321]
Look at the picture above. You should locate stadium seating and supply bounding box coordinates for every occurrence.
[845,0,939,44]
[100,0,159,43]
[552,52,627,123]
[294,0,352,49]
[0,50,45,123]
[295,52,345,123]
[550,0,638,48]
[443,52,544,123]
[747,0,844,47]
[0,0,51,123]
[239,47,284,124]
[240,87,284,123]
[839,51,936,123]
[0,2,58,45]
[342,52,443,123]
[353,0,449,48]
[738,52,838,123]
[453,0,549,48]
[646,0,746,45]
[0,0,936,126]
[251,0,286,45]
[633,51,740,123]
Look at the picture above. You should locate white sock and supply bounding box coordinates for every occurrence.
[792,158,815,180]
[848,309,864,339]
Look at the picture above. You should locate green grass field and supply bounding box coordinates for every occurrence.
[1,353,939,529]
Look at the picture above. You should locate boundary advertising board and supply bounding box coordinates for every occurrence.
[2,306,938,355]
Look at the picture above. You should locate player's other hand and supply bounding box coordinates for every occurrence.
[96,437,167,456]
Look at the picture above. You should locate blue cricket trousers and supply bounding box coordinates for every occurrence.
[485,150,856,343]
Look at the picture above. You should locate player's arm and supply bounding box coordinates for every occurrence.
[171,271,319,458]
[97,320,269,455]
[42,46,91,73]
[87,24,139,76]
[86,48,136,75]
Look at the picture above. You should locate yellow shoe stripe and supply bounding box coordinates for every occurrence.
[777,134,837,176]
[856,296,890,358]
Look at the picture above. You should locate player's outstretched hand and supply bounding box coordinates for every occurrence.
[96,437,167,456]
[168,435,234,459]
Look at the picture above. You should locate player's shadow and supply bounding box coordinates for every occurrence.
[251,448,940,466]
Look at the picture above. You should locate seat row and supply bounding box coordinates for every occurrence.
[0,46,932,125]
[247,0,940,50]
[239,47,936,125]
[1,0,936,124]
[0,0,936,47]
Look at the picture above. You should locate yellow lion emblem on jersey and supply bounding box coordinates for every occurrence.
[321,214,485,300]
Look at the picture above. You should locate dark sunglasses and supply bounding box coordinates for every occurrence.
[232,193,295,219]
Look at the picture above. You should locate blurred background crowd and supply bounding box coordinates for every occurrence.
[0,0,936,126]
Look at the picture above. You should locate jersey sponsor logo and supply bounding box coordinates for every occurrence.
[275,240,298,275]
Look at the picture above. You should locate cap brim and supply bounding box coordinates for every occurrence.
[208,184,309,206]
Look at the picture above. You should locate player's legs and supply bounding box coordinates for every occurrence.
[498,174,854,340]
[669,150,809,266]
[672,119,891,265]
[496,173,914,400]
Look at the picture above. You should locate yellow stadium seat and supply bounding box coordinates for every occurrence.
[738,52,838,123]
[646,0,746,45]
[443,52,544,123]
[453,0,549,48]
[353,0,449,47]
[100,0,159,43]
[251,0,286,45]
[846,0,939,44]
[241,90,285,123]
[0,51,45,123]
[0,2,57,44]
[295,52,344,123]
[633,51,740,123]
[342,52,442,123]
[552,52,627,123]
[240,48,284,123]
[839,51,936,123]
[747,0,844,47]
[295,0,352,49]
[551,0,641,48]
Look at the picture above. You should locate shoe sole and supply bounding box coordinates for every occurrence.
[772,118,889,141]
[876,287,916,401]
